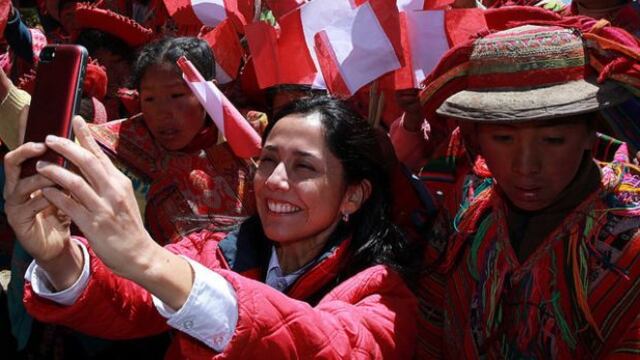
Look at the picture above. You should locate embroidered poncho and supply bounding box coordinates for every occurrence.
[419,161,640,359]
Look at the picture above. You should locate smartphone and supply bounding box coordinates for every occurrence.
[20,44,88,178]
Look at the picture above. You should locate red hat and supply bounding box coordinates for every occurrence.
[71,2,154,48]
[83,58,108,100]
[419,7,640,122]
[18,57,108,101]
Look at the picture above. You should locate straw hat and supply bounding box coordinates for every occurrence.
[435,25,632,122]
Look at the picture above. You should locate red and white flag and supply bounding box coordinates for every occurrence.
[245,17,317,89]
[162,0,253,29]
[177,56,261,158]
[247,0,403,93]
[313,0,404,97]
[199,19,244,84]
[394,8,486,88]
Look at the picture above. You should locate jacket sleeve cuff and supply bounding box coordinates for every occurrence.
[25,238,91,306]
[152,256,238,352]
[0,83,31,150]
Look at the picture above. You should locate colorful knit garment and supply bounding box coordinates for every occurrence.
[89,116,255,245]
[422,161,640,359]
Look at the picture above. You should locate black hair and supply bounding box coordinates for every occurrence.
[262,96,419,282]
[129,37,215,90]
[265,84,327,112]
[75,29,134,63]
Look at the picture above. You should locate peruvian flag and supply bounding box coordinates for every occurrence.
[313,0,404,97]
[394,8,486,88]
[245,16,317,89]
[177,56,261,158]
[162,0,253,29]
[247,0,403,95]
[200,19,244,84]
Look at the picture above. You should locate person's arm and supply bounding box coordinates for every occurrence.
[4,6,35,63]
[28,116,194,310]
[0,68,30,150]
[3,139,81,290]
[391,89,452,172]
[389,114,431,171]
[24,230,235,348]
[206,265,417,358]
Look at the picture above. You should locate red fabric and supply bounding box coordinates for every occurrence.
[444,8,488,47]
[0,1,11,37]
[237,57,266,107]
[116,88,140,115]
[88,116,255,244]
[393,12,415,89]
[24,230,418,359]
[199,19,244,82]
[265,0,307,18]
[423,0,455,9]
[468,65,587,89]
[162,0,253,32]
[314,30,351,98]
[71,2,155,48]
[244,19,317,89]
[83,59,108,100]
[369,0,404,65]
[163,0,210,26]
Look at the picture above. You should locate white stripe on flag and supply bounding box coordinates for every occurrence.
[406,10,448,85]
[191,0,227,26]
[396,0,424,10]
[190,81,225,136]
[299,0,353,88]
[322,2,400,94]
[215,62,234,84]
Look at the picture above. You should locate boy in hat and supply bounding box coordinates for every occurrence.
[417,23,640,358]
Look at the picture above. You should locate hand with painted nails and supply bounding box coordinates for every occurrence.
[3,140,82,290]
[32,116,162,280]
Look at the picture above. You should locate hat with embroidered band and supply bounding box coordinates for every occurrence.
[435,25,631,122]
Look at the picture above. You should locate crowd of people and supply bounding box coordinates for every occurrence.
[0,0,639,358]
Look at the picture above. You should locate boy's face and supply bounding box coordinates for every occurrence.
[477,119,594,211]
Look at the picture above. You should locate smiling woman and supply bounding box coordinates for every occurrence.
[5,96,418,359]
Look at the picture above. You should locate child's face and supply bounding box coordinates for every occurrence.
[139,62,206,151]
[477,120,594,211]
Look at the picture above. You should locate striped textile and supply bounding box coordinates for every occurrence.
[418,161,640,358]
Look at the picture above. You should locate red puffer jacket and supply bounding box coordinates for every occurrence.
[23,224,417,359]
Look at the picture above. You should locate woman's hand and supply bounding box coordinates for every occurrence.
[37,116,194,309]
[3,141,83,290]
[34,116,157,278]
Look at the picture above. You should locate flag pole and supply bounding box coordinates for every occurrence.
[368,80,379,126]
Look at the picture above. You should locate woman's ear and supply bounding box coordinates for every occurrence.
[340,179,372,216]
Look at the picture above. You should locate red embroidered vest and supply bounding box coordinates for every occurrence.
[89,116,256,245]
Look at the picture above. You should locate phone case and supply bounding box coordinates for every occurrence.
[21,44,88,178]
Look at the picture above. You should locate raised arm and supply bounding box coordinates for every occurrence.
[22,116,193,311]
